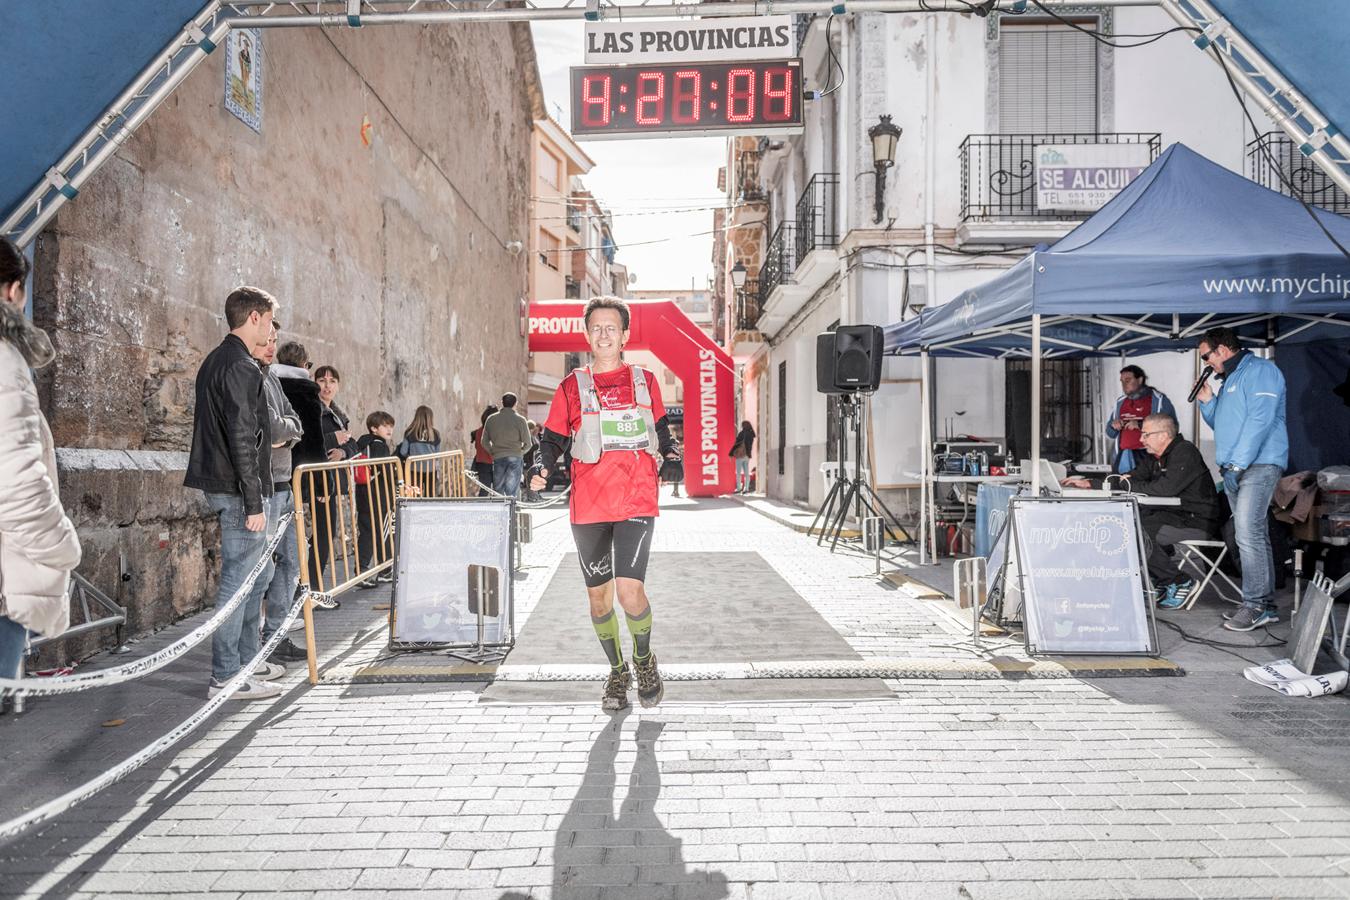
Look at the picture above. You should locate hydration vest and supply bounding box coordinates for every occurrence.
[571,365,660,464]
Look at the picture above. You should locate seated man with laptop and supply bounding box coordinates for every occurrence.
[1064,413,1220,608]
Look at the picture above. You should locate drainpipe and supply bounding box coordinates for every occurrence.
[837,14,851,258]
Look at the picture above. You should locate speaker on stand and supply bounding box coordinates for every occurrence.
[807,325,914,552]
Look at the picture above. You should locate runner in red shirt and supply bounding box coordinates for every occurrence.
[531,296,678,711]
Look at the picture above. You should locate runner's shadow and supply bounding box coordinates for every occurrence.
[500,715,728,900]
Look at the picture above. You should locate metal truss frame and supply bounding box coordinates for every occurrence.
[14,0,1350,245]
[3,0,1162,246]
[1,3,234,246]
[1159,0,1350,199]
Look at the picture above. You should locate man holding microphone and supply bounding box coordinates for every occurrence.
[1194,327,1287,632]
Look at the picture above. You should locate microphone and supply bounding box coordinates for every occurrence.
[1187,365,1214,403]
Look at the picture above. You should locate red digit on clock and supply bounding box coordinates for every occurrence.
[635,71,665,125]
[726,68,755,123]
[763,66,793,122]
[672,70,701,125]
[581,74,611,127]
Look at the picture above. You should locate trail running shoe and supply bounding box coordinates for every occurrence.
[1158,580,1195,609]
[601,664,631,712]
[633,653,664,708]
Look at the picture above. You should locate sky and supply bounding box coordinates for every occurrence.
[531,22,725,292]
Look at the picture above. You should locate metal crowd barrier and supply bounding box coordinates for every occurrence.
[1,450,473,839]
[291,449,468,683]
[402,448,468,499]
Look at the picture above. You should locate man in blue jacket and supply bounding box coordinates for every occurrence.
[1195,327,1288,631]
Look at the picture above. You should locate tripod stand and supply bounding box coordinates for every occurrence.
[808,393,914,553]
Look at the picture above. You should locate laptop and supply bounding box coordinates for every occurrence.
[1028,459,1113,498]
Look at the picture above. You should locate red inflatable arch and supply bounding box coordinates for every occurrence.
[528,299,735,497]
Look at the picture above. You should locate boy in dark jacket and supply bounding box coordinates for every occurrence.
[357,411,397,587]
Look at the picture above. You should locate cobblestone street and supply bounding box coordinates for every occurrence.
[3,495,1349,899]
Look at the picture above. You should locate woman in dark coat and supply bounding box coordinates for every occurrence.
[307,365,359,600]
[729,420,755,494]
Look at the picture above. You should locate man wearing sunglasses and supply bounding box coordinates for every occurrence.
[1195,327,1287,632]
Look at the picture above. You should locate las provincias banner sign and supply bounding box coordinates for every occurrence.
[584,16,794,65]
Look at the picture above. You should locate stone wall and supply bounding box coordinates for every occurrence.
[30,22,540,663]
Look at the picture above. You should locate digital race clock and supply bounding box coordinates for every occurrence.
[569,59,804,140]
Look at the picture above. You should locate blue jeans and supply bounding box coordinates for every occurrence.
[735,457,751,491]
[0,615,29,680]
[207,493,276,682]
[1225,463,1281,613]
[493,456,523,498]
[262,489,299,642]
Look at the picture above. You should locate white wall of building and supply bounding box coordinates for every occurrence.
[754,8,1272,510]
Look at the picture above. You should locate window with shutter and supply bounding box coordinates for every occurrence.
[997,20,1099,133]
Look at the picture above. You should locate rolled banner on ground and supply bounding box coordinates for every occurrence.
[1243,659,1349,697]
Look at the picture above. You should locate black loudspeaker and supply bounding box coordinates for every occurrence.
[816,325,883,393]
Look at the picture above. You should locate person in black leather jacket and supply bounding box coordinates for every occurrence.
[184,286,285,700]
[184,306,273,517]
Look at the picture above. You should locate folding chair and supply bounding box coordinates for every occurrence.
[1176,539,1242,610]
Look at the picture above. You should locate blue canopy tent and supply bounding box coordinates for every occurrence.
[884,143,1350,560]
[886,143,1350,359]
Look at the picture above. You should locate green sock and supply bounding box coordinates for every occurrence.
[626,605,652,661]
[591,610,625,670]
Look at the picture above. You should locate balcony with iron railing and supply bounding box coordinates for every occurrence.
[1248,131,1350,213]
[736,279,761,332]
[959,133,1161,222]
[736,150,765,203]
[760,221,797,304]
[795,172,840,262]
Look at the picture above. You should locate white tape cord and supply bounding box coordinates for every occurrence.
[461,469,571,510]
[0,585,311,845]
[0,513,293,697]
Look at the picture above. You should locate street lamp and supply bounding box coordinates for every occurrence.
[730,262,748,290]
[867,114,902,224]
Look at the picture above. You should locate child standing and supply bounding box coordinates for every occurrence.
[357,411,396,587]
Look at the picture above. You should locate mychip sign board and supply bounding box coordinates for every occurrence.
[390,498,514,648]
[1009,496,1156,655]
[1034,143,1151,212]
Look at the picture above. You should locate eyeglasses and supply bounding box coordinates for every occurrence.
[1199,349,1215,361]
[588,325,622,337]
[1141,430,1168,439]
